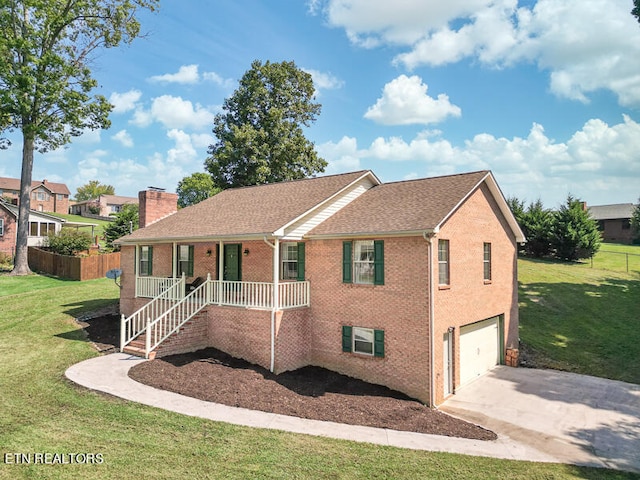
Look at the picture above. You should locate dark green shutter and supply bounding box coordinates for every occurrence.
[188,245,194,276]
[374,329,385,357]
[342,325,352,352]
[297,242,305,281]
[342,241,352,283]
[148,246,153,276]
[374,240,384,285]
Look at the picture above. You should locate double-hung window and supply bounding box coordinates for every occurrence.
[0,218,4,236]
[342,326,385,357]
[343,240,384,285]
[139,246,153,276]
[280,242,305,280]
[178,245,194,276]
[483,242,492,282]
[438,239,450,286]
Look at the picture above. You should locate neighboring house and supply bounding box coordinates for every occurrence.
[0,176,71,214]
[70,194,138,217]
[116,170,525,406]
[588,203,637,244]
[0,199,65,256]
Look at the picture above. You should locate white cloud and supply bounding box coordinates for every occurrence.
[109,90,142,113]
[318,115,640,205]
[364,75,461,125]
[131,95,215,130]
[149,64,200,84]
[202,71,235,88]
[318,0,640,106]
[166,129,197,164]
[112,129,134,147]
[303,68,345,94]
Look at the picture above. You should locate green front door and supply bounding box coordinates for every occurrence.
[224,244,242,281]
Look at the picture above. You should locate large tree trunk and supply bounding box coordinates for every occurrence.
[10,134,35,276]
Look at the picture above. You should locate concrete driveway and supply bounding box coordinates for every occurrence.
[440,366,640,473]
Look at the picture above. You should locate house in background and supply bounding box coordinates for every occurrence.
[70,194,138,218]
[0,177,71,214]
[116,170,525,406]
[0,199,65,257]
[588,203,637,244]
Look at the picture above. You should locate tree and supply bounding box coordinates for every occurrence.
[522,199,554,258]
[205,60,327,190]
[631,199,640,243]
[46,228,92,256]
[633,0,640,24]
[104,204,138,251]
[0,0,158,275]
[551,195,601,261]
[176,172,220,208]
[75,180,115,202]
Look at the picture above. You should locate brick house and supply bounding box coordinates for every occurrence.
[0,177,71,214]
[116,170,524,406]
[0,199,64,257]
[588,203,637,244]
[70,194,138,217]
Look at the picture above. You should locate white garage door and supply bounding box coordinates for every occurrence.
[459,317,500,386]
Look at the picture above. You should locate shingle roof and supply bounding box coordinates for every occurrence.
[119,171,374,243]
[0,176,70,195]
[588,203,635,220]
[308,170,491,236]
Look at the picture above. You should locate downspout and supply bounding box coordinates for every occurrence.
[423,231,436,408]
[263,236,280,373]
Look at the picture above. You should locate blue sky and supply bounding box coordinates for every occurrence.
[2,0,640,207]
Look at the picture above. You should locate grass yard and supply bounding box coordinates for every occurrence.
[47,212,112,247]
[518,257,640,383]
[0,275,635,479]
[577,243,640,275]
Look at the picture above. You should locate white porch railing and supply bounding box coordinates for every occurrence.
[136,275,184,299]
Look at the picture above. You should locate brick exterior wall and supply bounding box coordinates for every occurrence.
[0,208,16,256]
[432,183,519,404]
[119,183,519,406]
[138,190,178,228]
[30,186,69,214]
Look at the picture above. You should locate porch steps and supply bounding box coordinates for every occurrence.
[122,334,156,360]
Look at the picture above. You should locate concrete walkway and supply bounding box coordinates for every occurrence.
[440,366,640,473]
[65,354,637,471]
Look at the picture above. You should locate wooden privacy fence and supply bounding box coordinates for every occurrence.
[28,247,120,281]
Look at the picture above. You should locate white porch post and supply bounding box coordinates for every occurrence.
[172,242,177,277]
[272,237,279,311]
[218,240,224,305]
[134,244,140,297]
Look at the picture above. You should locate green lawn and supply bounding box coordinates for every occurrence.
[47,212,112,247]
[582,243,640,274]
[518,257,640,383]
[0,275,634,479]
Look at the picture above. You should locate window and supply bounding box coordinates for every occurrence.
[483,242,492,281]
[47,223,56,235]
[29,222,38,236]
[139,246,153,276]
[56,194,64,201]
[622,219,631,230]
[281,242,305,280]
[0,218,4,236]
[438,239,450,285]
[178,245,194,276]
[342,326,385,357]
[32,191,47,201]
[342,240,384,285]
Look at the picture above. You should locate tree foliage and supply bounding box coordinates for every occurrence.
[205,60,327,189]
[551,195,601,261]
[633,0,640,24]
[631,198,640,243]
[0,0,158,275]
[46,228,92,256]
[521,199,554,258]
[75,180,115,201]
[176,172,220,208]
[104,204,138,251]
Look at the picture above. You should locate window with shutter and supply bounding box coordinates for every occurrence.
[343,240,384,285]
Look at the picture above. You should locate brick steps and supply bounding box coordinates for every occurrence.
[122,334,156,359]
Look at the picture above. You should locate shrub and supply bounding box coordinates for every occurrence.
[551,195,601,261]
[46,228,93,256]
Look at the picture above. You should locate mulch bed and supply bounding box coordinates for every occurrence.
[79,311,496,441]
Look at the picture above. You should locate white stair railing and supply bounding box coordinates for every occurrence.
[144,276,211,356]
[120,274,186,351]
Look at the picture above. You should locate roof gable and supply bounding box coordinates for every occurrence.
[0,177,70,195]
[308,171,525,242]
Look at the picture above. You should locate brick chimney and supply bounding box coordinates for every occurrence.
[138,188,178,228]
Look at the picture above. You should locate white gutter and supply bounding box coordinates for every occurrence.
[423,230,437,408]
[263,236,280,373]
